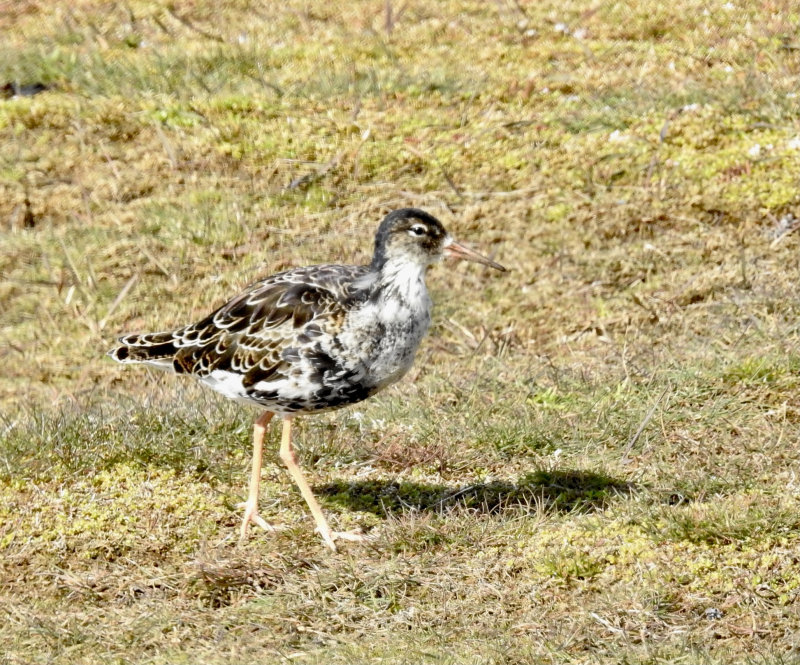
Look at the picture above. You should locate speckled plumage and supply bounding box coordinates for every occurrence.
[109,208,505,551]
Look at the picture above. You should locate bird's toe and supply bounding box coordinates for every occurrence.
[238,501,282,541]
[332,529,367,542]
[315,526,368,549]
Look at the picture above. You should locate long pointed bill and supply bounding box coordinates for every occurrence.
[443,239,506,271]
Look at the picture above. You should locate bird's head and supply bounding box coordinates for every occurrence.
[370,208,505,273]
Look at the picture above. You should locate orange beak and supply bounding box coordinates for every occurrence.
[443,240,506,271]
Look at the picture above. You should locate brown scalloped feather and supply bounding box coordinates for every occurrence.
[108,264,369,398]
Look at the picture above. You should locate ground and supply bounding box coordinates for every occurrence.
[3,1,800,663]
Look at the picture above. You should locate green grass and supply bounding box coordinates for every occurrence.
[4,0,800,662]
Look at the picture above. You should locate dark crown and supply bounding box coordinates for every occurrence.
[370,208,446,270]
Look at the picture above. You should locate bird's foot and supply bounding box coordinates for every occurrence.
[237,500,282,541]
[316,526,367,551]
[332,529,367,542]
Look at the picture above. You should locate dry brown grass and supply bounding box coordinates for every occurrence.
[4,0,800,663]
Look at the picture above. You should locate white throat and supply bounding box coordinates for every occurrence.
[377,258,429,307]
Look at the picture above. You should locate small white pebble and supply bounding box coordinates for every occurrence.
[748,144,761,158]
[608,130,630,143]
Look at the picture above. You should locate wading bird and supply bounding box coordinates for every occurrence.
[109,208,505,550]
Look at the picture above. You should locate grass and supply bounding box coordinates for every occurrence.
[4,0,800,662]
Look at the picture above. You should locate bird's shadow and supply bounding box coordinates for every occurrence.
[315,469,633,518]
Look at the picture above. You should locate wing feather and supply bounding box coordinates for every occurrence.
[174,265,367,383]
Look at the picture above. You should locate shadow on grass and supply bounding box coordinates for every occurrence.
[316,469,633,517]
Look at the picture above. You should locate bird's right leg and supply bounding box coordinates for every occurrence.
[238,410,275,540]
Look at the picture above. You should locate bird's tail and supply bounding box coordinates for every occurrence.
[107,331,178,368]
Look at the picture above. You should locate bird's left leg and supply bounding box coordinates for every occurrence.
[278,416,365,551]
[238,410,275,540]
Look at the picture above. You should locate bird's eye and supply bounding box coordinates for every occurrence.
[408,224,426,236]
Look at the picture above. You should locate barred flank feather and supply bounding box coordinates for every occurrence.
[107,331,178,364]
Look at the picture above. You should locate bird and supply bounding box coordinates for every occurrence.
[108,208,506,551]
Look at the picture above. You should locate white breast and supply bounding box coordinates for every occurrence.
[337,260,432,390]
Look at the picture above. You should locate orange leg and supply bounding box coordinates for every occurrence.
[238,410,275,540]
[278,416,364,551]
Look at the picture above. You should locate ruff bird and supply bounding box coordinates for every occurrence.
[109,208,505,550]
